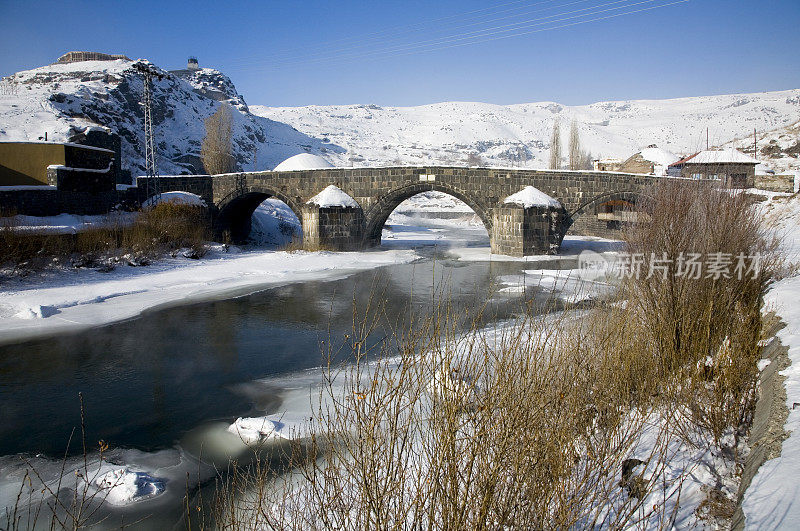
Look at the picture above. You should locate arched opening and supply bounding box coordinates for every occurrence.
[142,191,208,209]
[562,191,646,241]
[216,191,302,246]
[366,186,490,250]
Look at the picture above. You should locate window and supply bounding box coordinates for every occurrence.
[730,173,748,188]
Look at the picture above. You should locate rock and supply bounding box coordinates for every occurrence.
[620,458,647,499]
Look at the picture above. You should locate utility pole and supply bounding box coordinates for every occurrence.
[754,128,758,159]
[706,128,709,151]
[133,62,166,201]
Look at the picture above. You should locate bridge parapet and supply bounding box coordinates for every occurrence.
[202,166,664,255]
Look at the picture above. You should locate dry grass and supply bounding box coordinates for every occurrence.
[0,203,211,273]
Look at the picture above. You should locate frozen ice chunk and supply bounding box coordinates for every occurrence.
[227,416,282,445]
[87,464,165,506]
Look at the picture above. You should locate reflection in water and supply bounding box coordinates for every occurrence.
[0,253,564,458]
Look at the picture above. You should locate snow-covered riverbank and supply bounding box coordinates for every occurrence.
[0,246,419,345]
[740,192,800,528]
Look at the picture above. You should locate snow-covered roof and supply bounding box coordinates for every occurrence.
[273,153,334,171]
[307,185,358,208]
[684,149,759,165]
[638,147,679,167]
[503,186,561,209]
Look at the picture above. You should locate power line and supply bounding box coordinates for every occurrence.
[222,0,561,68]
[223,0,595,70]
[261,0,644,68]
[230,0,688,72]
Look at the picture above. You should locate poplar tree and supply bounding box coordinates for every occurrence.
[549,119,562,170]
[201,103,234,175]
[569,120,581,170]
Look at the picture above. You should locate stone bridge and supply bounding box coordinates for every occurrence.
[136,166,663,256]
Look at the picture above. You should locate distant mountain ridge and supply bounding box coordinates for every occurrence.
[2,55,797,176]
[251,90,800,173]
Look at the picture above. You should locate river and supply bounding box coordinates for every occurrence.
[0,217,599,529]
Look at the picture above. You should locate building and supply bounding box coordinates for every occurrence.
[668,149,759,188]
[56,51,130,63]
[593,158,624,172]
[0,141,116,192]
[617,145,678,176]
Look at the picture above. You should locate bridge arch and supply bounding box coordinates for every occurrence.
[215,186,303,244]
[363,182,492,247]
[563,190,646,239]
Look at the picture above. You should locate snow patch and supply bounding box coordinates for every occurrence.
[687,149,760,165]
[273,153,334,171]
[503,186,561,209]
[85,464,165,506]
[307,185,358,208]
[227,417,284,445]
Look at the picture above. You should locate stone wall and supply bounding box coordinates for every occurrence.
[0,188,120,216]
[303,205,365,251]
[755,174,795,193]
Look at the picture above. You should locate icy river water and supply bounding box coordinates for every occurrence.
[0,221,599,528]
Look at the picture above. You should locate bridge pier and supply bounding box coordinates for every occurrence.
[490,205,566,257]
[301,204,365,252]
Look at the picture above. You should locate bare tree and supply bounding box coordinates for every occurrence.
[581,150,594,170]
[569,120,581,170]
[549,119,561,170]
[201,103,234,175]
[466,152,484,167]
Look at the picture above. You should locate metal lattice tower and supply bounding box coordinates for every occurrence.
[133,62,165,200]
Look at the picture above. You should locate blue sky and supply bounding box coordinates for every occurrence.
[1,0,798,107]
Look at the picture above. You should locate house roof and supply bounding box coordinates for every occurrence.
[638,147,679,167]
[669,152,699,167]
[681,149,759,165]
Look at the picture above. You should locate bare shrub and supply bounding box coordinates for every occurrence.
[569,120,581,170]
[213,301,686,530]
[466,153,484,167]
[620,181,777,444]
[0,203,210,274]
[124,202,210,258]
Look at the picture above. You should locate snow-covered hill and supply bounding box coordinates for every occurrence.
[3,56,798,177]
[251,90,800,172]
[0,59,342,177]
[723,120,800,175]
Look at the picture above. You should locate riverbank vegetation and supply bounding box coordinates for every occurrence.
[0,202,210,275]
[210,181,778,529]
